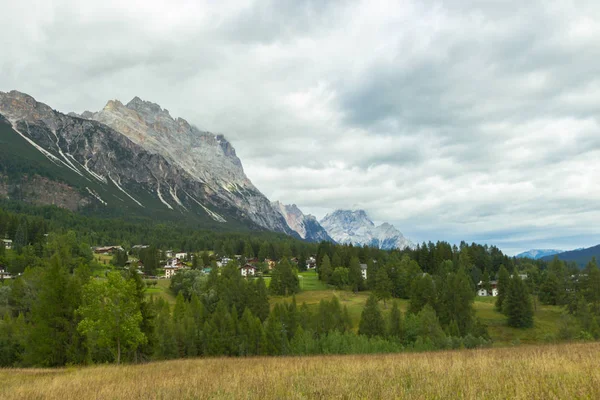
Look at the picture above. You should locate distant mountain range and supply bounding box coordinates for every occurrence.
[319,209,414,250]
[0,90,414,249]
[540,245,600,267]
[515,249,563,260]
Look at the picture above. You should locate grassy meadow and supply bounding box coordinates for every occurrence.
[154,270,564,346]
[1,342,599,399]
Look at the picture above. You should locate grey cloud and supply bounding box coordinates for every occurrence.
[1,0,600,255]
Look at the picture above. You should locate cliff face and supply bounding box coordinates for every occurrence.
[88,96,295,234]
[272,201,334,242]
[0,174,89,211]
[0,90,292,232]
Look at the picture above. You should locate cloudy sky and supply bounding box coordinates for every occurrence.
[2,0,600,255]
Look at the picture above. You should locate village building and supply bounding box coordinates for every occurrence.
[0,266,12,279]
[306,256,317,270]
[240,264,256,277]
[164,258,188,278]
[93,246,124,255]
[217,257,232,268]
[477,280,499,297]
[2,239,12,250]
[165,250,174,258]
[175,252,188,260]
[360,264,368,280]
[265,259,277,271]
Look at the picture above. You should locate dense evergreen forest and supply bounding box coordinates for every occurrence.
[1,200,600,366]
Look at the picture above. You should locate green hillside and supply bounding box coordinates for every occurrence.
[0,116,252,232]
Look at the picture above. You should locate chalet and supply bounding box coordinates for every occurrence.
[175,252,188,260]
[165,250,174,258]
[246,257,259,264]
[131,245,149,251]
[306,256,317,270]
[93,246,124,255]
[164,258,188,278]
[217,257,232,268]
[2,239,12,250]
[240,264,256,277]
[477,280,499,297]
[265,259,277,271]
[360,264,368,280]
[125,259,145,270]
[0,267,12,279]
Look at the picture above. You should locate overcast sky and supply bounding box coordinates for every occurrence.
[1,0,600,255]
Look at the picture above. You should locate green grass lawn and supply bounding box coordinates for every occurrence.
[271,286,564,344]
[474,296,562,346]
[298,270,329,291]
[146,279,176,305]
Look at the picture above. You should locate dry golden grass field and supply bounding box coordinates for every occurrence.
[1,342,599,399]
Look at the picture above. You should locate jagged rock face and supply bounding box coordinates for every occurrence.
[272,201,334,242]
[320,209,414,250]
[86,96,293,234]
[0,90,291,232]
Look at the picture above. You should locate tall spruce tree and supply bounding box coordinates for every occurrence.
[388,301,404,340]
[358,294,385,338]
[375,266,392,307]
[319,255,332,284]
[495,265,510,312]
[504,274,534,328]
[348,256,363,293]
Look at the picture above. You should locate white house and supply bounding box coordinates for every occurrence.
[175,252,188,260]
[2,239,12,250]
[360,264,368,280]
[164,258,188,278]
[217,257,232,268]
[0,266,12,279]
[240,264,256,277]
[477,280,498,297]
[165,250,174,258]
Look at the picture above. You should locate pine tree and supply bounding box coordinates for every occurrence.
[375,266,392,307]
[481,268,491,294]
[249,278,270,321]
[584,258,600,314]
[408,274,436,314]
[437,267,475,336]
[358,294,385,338]
[24,254,77,367]
[332,252,342,269]
[348,256,363,293]
[417,304,446,348]
[504,274,534,328]
[388,301,404,340]
[319,255,332,283]
[125,265,155,362]
[495,265,510,312]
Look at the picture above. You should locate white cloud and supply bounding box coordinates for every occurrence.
[1,0,600,255]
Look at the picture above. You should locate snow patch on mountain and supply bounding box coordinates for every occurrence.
[516,249,563,260]
[320,209,414,250]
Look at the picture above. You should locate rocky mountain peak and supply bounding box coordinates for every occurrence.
[272,201,334,242]
[320,209,413,250]
[125,96,172,121]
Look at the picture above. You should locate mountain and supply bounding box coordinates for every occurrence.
[0,90,295,234]
[272,201,334,242]
[540,245,600,267]
[515,249,563,260]
[320,209,413,250]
